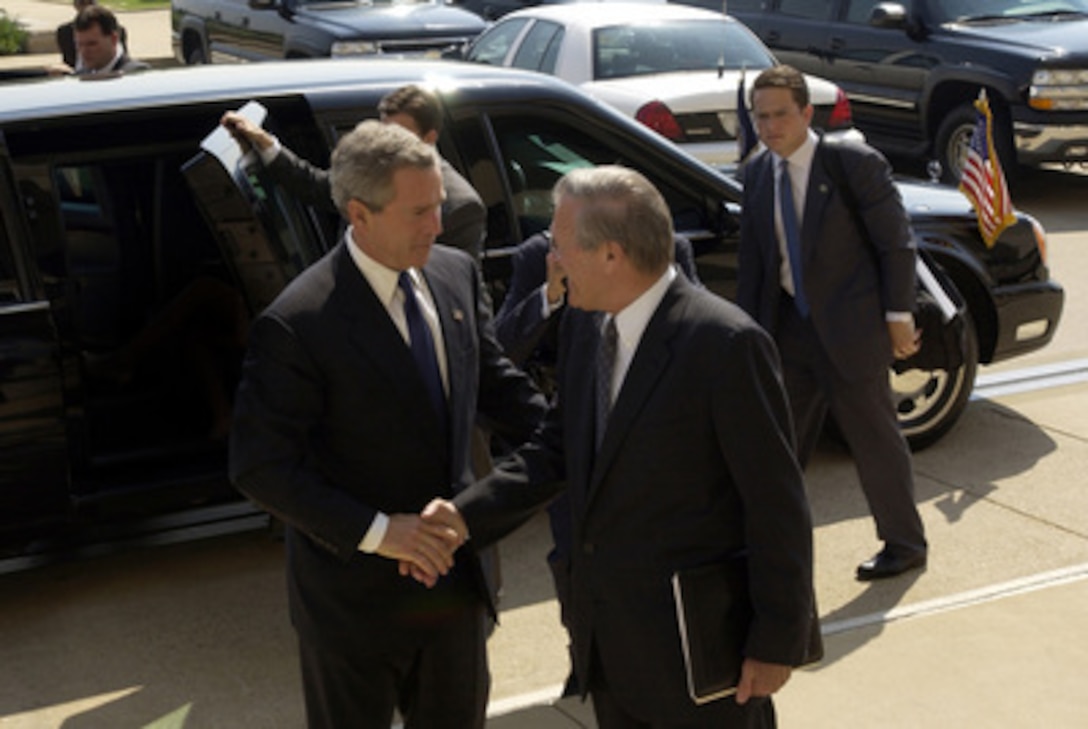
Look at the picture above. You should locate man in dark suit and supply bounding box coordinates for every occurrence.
[68,6,146,75]
[493,229,703,696]
[229,121,546,728]
[421,166,815,728]
[221,84,486,260]
[737,65,928,581]
[56,0,127,70]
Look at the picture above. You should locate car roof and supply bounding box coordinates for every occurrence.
[0,59,559,125]
[501,1,735,27]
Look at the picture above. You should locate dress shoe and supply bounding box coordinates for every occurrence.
[856,549,927,581]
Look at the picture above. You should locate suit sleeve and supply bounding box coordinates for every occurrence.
[672,234,701,287]
[471,252,549,448]
[264,147,336,211]
[229,312,375,560]
[736,156,770,319]
[438,162,487,261]
[713,324,815,666]
[846,147,917,313]
[494,234,553,365]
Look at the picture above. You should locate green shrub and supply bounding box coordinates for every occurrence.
[0,10,29,56]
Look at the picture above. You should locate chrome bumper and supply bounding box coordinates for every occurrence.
[1014,122,1088,164]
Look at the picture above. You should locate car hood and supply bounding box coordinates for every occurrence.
[293,1,486,37]
[582,70,839,115]
[944,16,1088,60]
[895,176,977,218]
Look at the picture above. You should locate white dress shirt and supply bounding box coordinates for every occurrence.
[345,230,449,553]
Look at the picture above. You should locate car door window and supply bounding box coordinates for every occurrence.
[512,20,564,74]
[466,18,530,65]
[777,0,834,20]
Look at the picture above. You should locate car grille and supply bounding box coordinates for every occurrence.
[377,37,473,56]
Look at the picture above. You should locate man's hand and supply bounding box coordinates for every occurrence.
[220,111,274,153]
[888,319,921,360]
[545,249,567,308]
[376,514,461,588]
[421,498,469,543]
[735,658,792,705]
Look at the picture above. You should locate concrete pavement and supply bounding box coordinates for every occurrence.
[2,380,1086,728]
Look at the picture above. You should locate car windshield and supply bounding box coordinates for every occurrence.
[929,0,1088,23]
[592,20,775,80]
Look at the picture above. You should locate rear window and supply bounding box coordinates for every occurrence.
[593,19,774,80]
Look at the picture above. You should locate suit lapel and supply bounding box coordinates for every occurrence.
[332,244,446,448]
[586,280,682,503]
[801,140,835,264]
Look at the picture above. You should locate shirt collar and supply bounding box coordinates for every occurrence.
[773,128,819,172]
[610,265,676,355]
[344,227,410,307]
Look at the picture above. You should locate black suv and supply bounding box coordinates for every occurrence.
[0,60,1061,554]
[726,0,1088,182]
[172,0,486,64]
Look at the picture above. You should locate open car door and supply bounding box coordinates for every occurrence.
[0,133,69,533]
[181,102,327,317]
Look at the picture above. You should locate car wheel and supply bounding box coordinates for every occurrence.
[186,44,207,65]
[891,310,979,450]
[934,101,1016,185]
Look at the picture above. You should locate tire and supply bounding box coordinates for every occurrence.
[890,311,979,451]
[185,44,207,66]
[934,101,1016,185]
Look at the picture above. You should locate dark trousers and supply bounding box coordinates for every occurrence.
[298,603,489,729]
[776,297,926,556]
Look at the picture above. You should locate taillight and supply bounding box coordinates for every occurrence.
[827,88,853,130]
[635,101,684,141]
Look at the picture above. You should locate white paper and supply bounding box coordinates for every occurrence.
[916,257,957,322]
[199,100,268,173]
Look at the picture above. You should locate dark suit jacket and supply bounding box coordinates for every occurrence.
[456,276,814,722]
[229,242,545,654]
[268,148,487,260]
[736,138,916,381]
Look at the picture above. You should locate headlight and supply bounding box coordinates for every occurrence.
[331,41,379,57]
[1029,68,1088,111]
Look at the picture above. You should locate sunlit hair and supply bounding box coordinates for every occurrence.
[329,120,438,217]
[378,84,443,138]
[74,4,118,34]
[552,166,674,275]
[752,65,810,109]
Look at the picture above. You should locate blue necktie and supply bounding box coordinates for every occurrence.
[398,271,446,425]
[595,316,617,451]
[779,159,810,317]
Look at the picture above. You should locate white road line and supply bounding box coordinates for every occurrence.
[973,358,1088,400]
[482,563,1088,719]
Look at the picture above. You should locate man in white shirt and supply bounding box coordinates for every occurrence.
[421,165,816,728]
[737,65,928,582]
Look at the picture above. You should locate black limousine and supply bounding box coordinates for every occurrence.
[0,60,1062,555]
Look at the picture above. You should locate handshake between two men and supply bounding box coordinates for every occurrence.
[375,500,469,588]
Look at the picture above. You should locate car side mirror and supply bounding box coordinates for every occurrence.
[869,2,907,28]
[870,1,927,39]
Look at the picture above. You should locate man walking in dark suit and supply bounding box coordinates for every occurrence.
[229,121,546,728]
[737,65,928,581]
[221,84,487,260]
[421,166,816,728]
